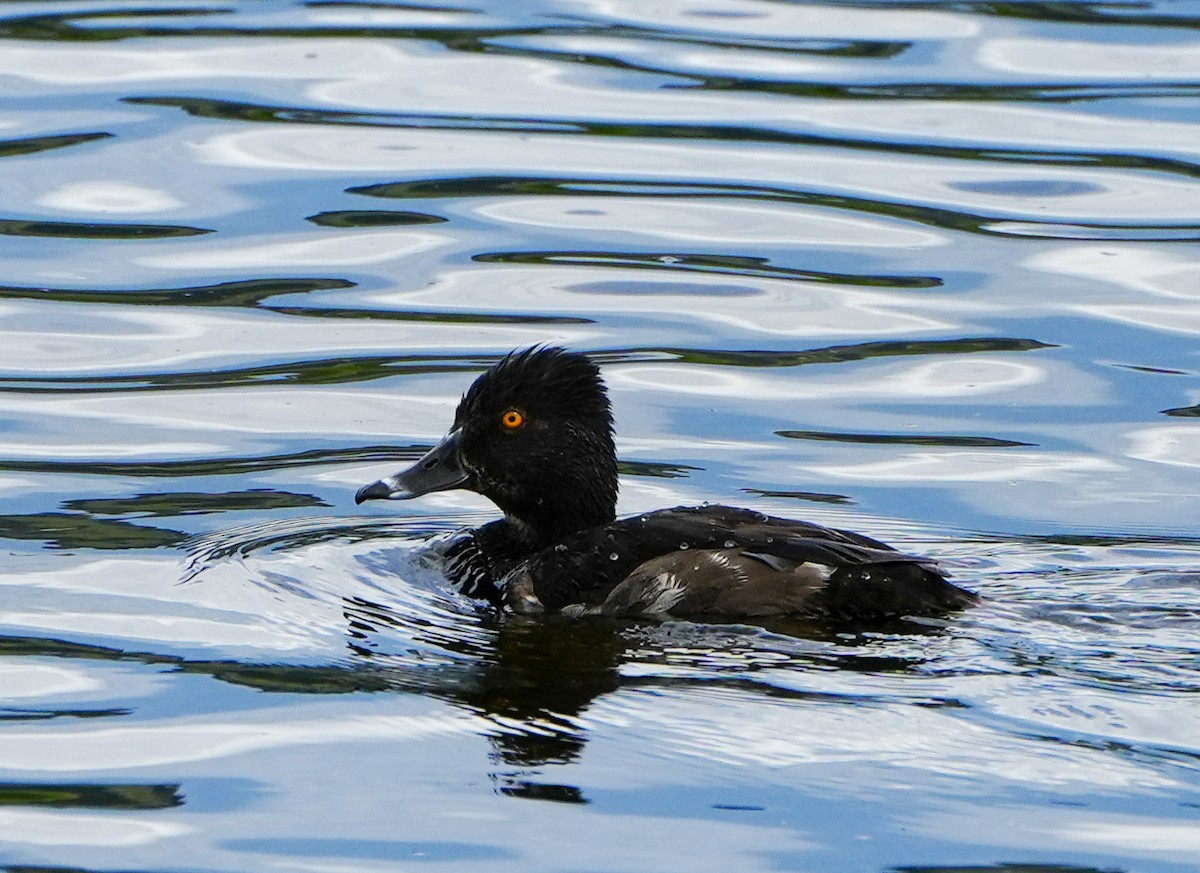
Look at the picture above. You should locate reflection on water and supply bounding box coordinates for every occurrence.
[2,0,1200,871]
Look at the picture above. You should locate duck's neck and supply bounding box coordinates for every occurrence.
[453,490,615,603]
[489,445,619,555]
[503,489,617,552]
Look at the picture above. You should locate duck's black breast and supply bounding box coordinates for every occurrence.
[501,505,976,621]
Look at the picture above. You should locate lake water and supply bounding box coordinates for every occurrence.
[2,0,1199,870]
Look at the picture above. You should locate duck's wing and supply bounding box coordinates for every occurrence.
[586,548,832,618]
[502,504,968,618]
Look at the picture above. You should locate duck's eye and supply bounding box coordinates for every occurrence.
[500,409,525,431]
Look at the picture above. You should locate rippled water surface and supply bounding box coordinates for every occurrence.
[2,0,1200,870]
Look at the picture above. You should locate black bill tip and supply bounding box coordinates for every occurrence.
[355,479,395,504]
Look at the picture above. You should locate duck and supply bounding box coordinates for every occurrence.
[355,346,977,621]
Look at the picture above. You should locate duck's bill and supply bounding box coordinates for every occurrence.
[355,429,469,503]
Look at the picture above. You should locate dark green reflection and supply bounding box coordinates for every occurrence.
[539,35,911,62]
[0,707,128,722]
[0,634,396,692]
[0,351,579,394]
[676,77,1200,108]
[4,10,530,45]
[743,488,852,505]
[266,306,589,325]
[0,635,160,662]
[893,865,1126,873]
[0,219,211,239]
[63,489,329,518]
[0,782,181,810]
[200,662,396,695]
[0,277,354,308]
[128,95,585,132]
[777,430,1033,448]
[3,868,172,873]
[1162,404,1200,417]
[618,460,699,479]
[0,513,186,549]
[0,5,232,42]
[306,210,446,228]
[478,251,941,288]
[0,445,422,479]
[0,131,111,159]
[605,337,1054,369]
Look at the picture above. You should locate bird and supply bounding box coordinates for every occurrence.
[355,346,977,621]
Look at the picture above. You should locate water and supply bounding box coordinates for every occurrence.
[1,0,1199,869]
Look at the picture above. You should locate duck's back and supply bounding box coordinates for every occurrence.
[502,505,976,621]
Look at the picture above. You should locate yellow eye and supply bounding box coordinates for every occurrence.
[500,409,525,430]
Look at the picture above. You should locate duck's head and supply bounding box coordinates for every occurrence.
[355,346,619,545]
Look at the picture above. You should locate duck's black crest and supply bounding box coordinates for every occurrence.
[456,346,613,435]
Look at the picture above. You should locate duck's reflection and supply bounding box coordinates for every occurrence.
[342,596,624,781]
[460,617,626,766]
[470,617,630,803]
[337,593,951,800]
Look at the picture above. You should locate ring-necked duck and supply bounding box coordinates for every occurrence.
[356,347,977,620]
